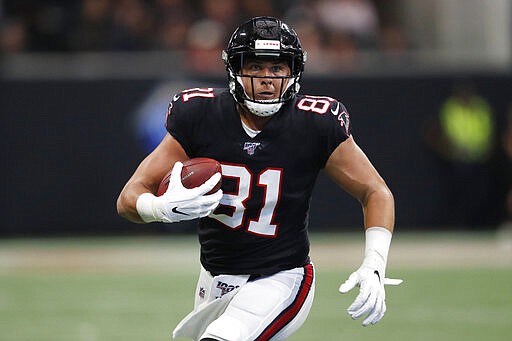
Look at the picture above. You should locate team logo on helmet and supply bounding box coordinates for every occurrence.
[254,19,280,38]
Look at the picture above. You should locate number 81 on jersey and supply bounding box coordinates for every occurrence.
[211,164,282,238]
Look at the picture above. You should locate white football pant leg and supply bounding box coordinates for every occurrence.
[200,264,315,341]
[172,267,249,340]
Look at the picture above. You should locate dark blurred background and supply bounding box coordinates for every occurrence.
[1,0,511,236]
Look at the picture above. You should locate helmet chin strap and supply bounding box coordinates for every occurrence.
[244,100,283,117]
[234,75,296,117]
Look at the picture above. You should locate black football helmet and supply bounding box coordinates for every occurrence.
[222,16,307,117]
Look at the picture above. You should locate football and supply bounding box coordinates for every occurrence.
[157,158,222,196]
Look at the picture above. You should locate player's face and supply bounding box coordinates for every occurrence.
[240,58,291,101]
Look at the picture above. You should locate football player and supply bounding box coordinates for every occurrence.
[117,16,401,341]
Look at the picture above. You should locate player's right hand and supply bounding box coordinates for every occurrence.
[136,161,223,223]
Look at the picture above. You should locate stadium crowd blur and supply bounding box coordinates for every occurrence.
[0,0,408,73]
[2,0,511,229]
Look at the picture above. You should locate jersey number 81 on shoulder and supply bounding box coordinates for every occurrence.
[297,95,335,114]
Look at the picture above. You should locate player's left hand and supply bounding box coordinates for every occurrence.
[339,266,402,326]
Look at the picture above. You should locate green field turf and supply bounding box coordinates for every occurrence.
[0,233,511,340]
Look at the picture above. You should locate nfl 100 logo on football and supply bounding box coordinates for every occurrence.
[243,142,261,155]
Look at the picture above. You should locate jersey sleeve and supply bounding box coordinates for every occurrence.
[165,90,200,155]
[320,100,352,166]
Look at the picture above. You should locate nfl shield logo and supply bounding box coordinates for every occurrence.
[243,142,261,155]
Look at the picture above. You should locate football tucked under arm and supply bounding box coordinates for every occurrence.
[157,158,222,196]
[136,158,223,223]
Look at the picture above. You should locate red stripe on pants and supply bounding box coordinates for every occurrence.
[257,264,314,340]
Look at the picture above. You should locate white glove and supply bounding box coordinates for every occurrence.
[339,227,402,326]
[136,161,223,223]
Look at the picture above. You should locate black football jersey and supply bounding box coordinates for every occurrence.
[166,87,351,275]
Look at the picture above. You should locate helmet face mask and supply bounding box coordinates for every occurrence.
[222,17,306,117]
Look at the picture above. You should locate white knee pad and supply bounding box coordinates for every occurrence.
[201,315,250,341]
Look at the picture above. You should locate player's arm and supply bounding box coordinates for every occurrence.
[325,135,401,326]
[117,134,188,223]
[116,134,222,224]
[324,135,394,230]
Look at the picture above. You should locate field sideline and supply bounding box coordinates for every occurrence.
[1,231,511,340]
